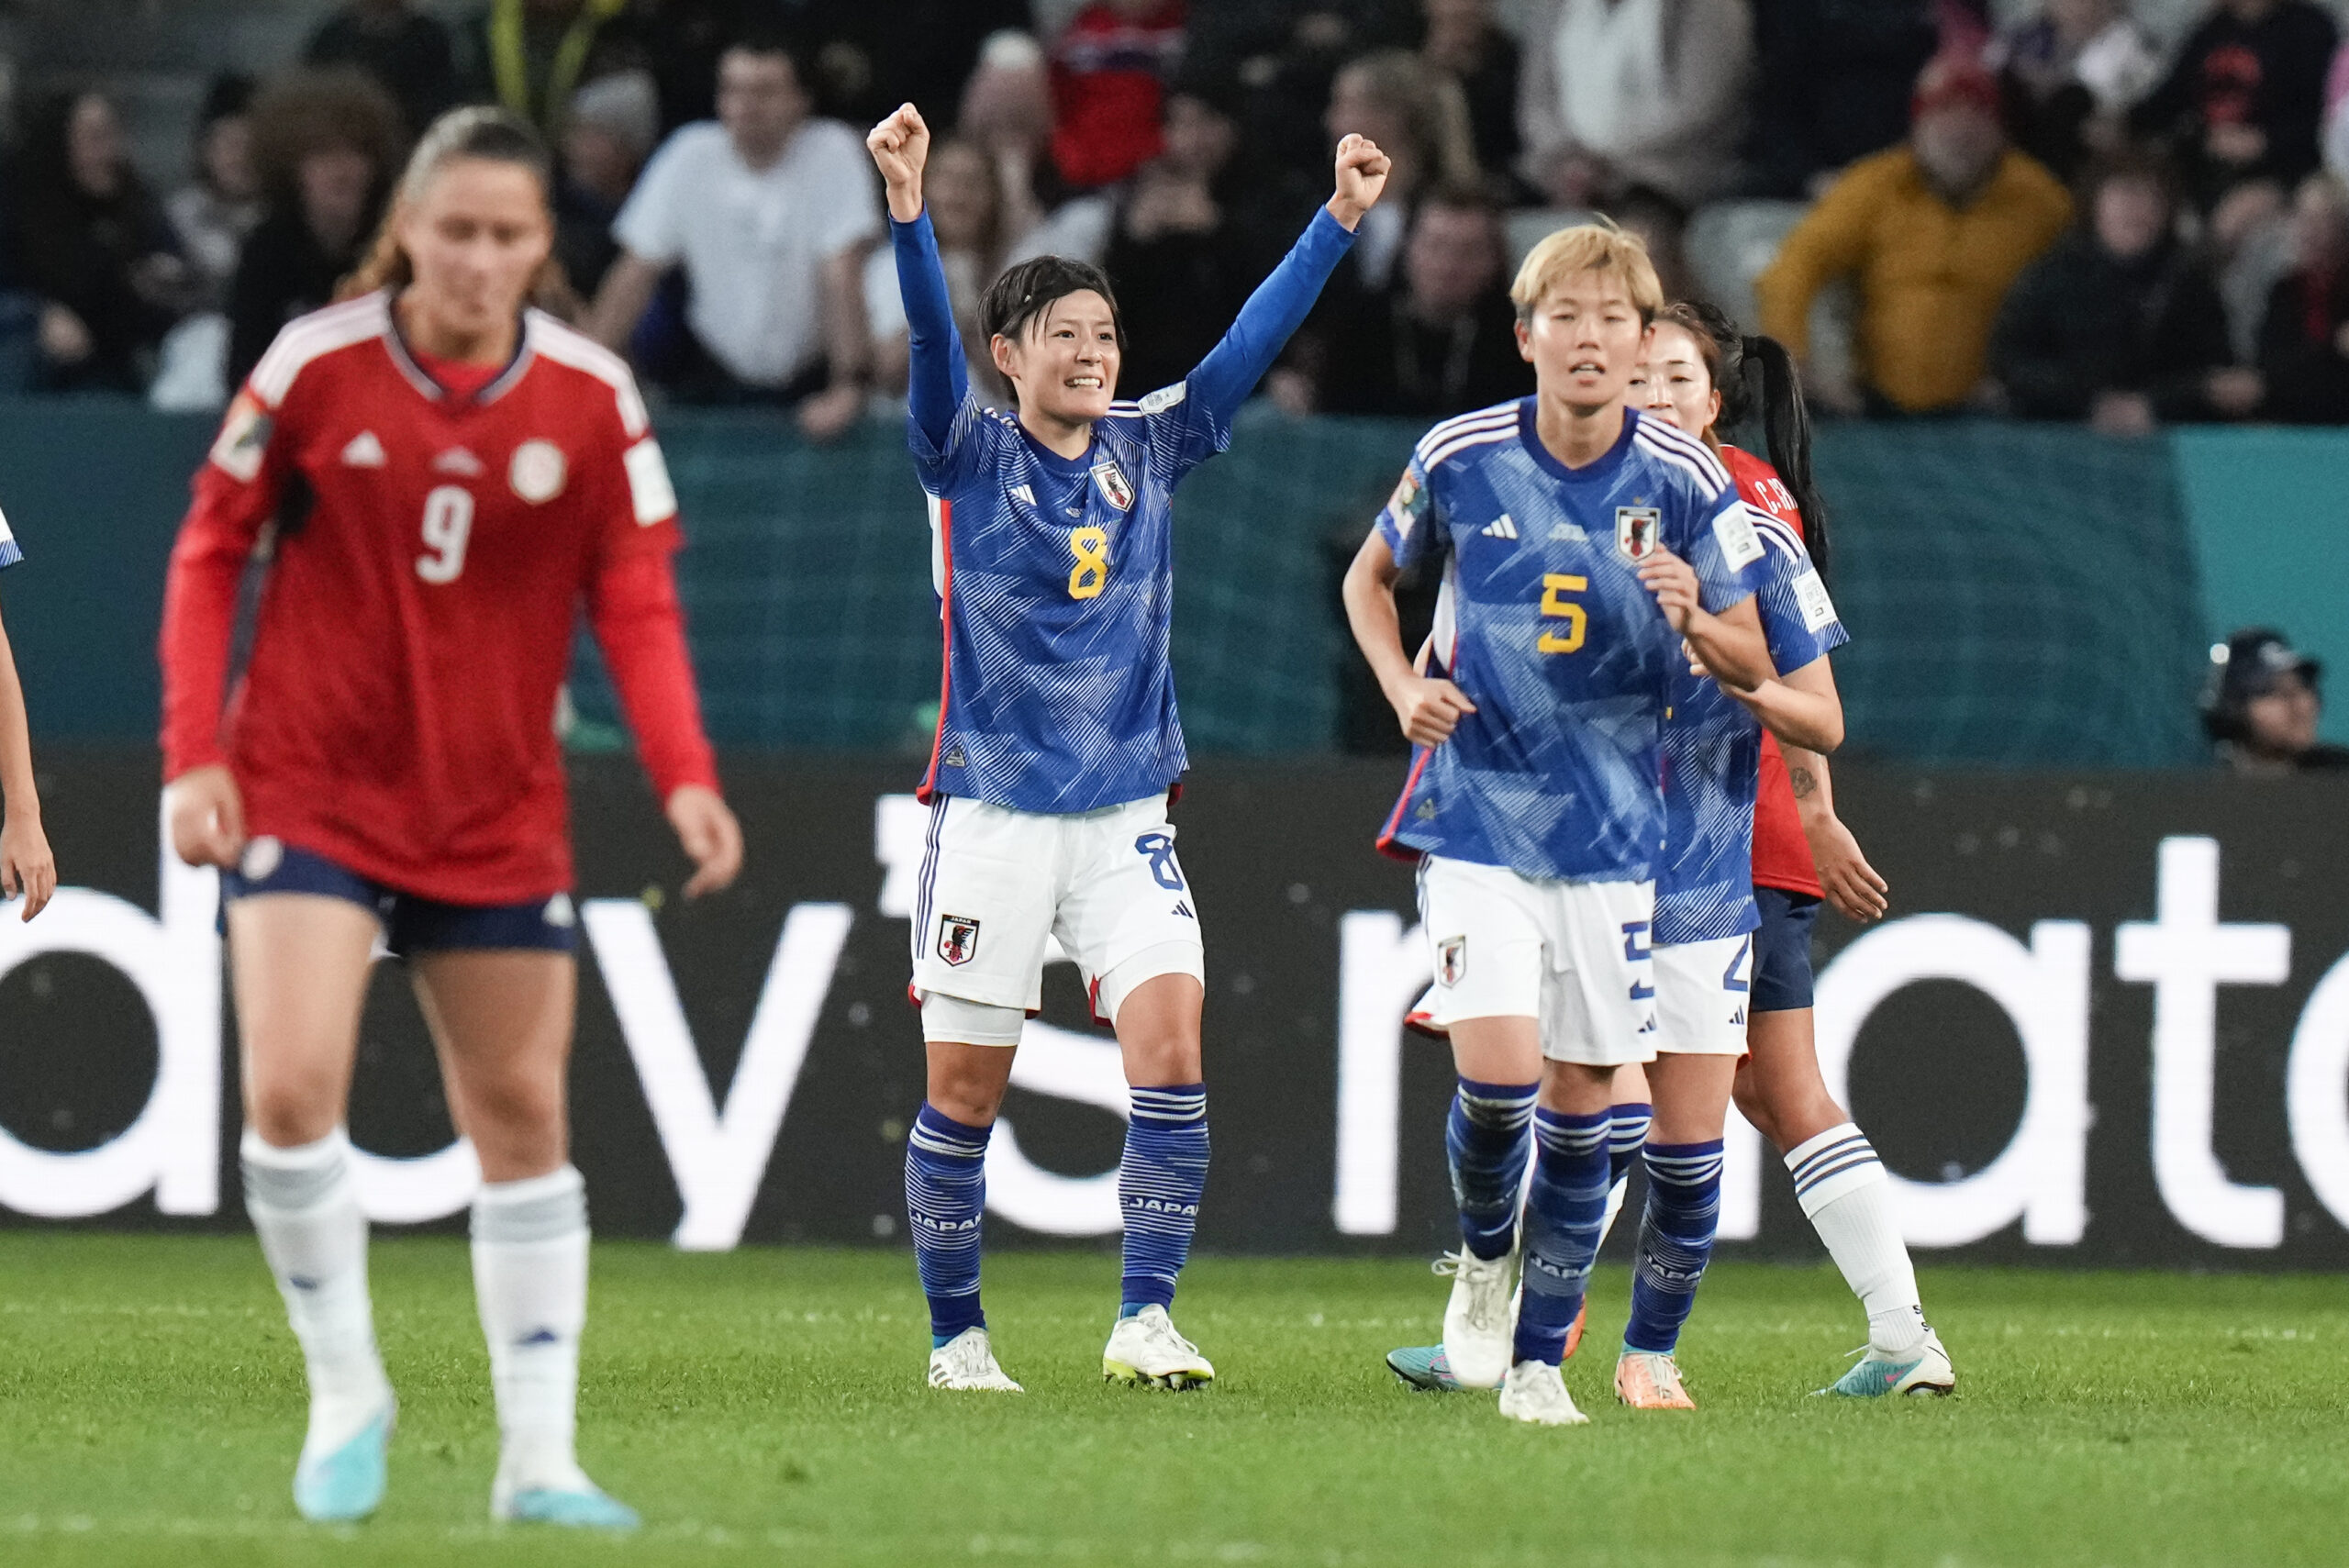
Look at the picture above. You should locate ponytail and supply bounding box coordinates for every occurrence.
[337,105,581,320]
[1738,333,1831,585]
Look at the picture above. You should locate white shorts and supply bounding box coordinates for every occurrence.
[1652,932,1754,1056]
[910,794,1206,1024]
[1417,855,1657,1067]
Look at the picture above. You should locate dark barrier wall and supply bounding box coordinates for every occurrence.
[6,750,2347,1269]
[7,400,2312,763]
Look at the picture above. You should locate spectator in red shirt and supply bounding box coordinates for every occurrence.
[1049,0,1187,189]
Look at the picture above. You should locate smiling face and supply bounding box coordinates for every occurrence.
[1515,268,1650,414]
[395,155,553,346]
[992,288,1120,426]
[1640,320,1721,439]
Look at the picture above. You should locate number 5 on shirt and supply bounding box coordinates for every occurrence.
[1068,526,1108,599]
[1537,573,1586,653]
[417,485,474,584]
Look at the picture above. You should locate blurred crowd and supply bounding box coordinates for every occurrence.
[6,0,2349,433]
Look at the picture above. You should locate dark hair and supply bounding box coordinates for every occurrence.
[249,67,406,210]
[20,90,140,208]
[2075,150,2177,217]
[1654,299,1833,585]
[720,20,814,84]
[340,106,576,317]
[980,254,1125,350]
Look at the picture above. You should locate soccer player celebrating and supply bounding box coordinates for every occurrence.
[867,103,1386,1394]
[160,107,742,1527]
[0,499,56,922]
[1341,223,1773,1427]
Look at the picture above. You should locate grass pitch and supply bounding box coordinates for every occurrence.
[2,1235,2343,1566]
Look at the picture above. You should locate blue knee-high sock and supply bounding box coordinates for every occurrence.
[1119,1084,1208,1314]
[1608,1102,1653,1187]
[906,1104,991,1345]
[1513,1107,1611,1366]
[1624,1140,1726,1354]
[1446,1078,1539,1261]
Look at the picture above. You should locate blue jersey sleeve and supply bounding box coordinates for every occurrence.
[1134,206,1356,476]
[1753,529,1850,673]
[1374,452,1442,571]
[893,210,983,492]
[1679,488,1765,614]
[0,503,18,569]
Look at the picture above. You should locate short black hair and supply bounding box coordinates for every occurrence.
[980,254,1126,350]
[720,21,813,84]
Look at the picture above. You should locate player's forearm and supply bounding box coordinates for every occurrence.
[891,212,966,440]
[1186,208,1355,417]
[0,617,39,825]
[1781,742,1841,828]
[1341,548,1418,700]
[1681,606,1773,694]
[1732,678,1842,752]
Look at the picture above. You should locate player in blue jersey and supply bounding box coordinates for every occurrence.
[0,499,55,922]
[1341,222,1775,1427]
[867,103,1388,1393]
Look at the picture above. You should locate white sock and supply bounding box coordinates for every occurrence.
[240,1129,392,1457]
[1785,1123,1926,1357]
[472,1164,591,1490]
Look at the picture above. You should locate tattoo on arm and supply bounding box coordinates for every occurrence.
[1789,766,1817,800]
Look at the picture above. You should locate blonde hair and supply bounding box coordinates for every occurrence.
[338,106,579,318]
[1509,218,1664,323]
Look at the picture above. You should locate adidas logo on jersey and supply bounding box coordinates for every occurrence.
[340,430,385,467]
[1172,900,1195,919]
[1481,514,1519,539]
[432,447,485,477]
[1009,483,1036,506]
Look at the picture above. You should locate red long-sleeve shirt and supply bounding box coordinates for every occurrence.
[159,293,717,904]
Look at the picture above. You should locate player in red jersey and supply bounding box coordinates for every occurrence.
[1640,302,1951,1396]
[159,107,742,1529]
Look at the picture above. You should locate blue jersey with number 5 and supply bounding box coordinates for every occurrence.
[891,206,1353,815]
[1375,401,1760,883]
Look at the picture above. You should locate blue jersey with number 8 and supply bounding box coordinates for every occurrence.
[1376,401,1759,884]
[892,206,1354,815]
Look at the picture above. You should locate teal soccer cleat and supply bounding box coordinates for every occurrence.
[1386,1344,1464,1391]
[495,1479,642,1531]
[293,1401,395,1523]
[1817,1328,1955,1398]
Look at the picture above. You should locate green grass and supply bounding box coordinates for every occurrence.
[1,1235,2343,1566]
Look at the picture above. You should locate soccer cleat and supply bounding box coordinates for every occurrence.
[1818,1326,1955,1398]
[493,1471,641,1531]
[1434,1245,1517,1389]
[1614,1349,1697,1409]
[1497,1359,1588,1426]
[1386,1344,1461,1390]
[292,1399,395,1523]
[928,1326,1024,1392]
[1102,1304,1215,1389]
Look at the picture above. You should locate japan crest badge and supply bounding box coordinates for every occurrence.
[1092,460,1133,511]
[1437,936,1467,986]
[1616,506,1661,562]
[937,914,983,967]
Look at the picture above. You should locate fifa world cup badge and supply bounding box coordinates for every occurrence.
[1092,460,1133,511]
[938,914,983,967]
[1616,506,1661,562]
[1437,936,1467,985]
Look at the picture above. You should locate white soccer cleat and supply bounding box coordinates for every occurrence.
[1102,1304,1215,1389]
[1820,1325,1955,1398]
[491,1462,640,1531]
[1497,1359,1589,1426]
[928,1326,1024,1392]
[1435,1245,1517,1389]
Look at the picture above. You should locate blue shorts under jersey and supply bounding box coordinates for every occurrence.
[892,205,1355,816]
[221,840,578,955]
[1654,510,1849,946]
[1375,402,1762,884]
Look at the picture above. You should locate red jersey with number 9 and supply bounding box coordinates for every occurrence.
[1722,443,1824,898]
[161,292,715,904]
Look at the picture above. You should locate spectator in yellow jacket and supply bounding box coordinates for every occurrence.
[1757,56,2075,415]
